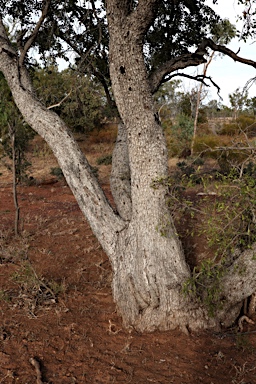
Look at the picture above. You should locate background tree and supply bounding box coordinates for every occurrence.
[0,0,256,333]
[191,19,237,155]
[0,73,34,234]
[229,87,249,118]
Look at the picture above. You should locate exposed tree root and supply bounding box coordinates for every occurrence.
[29,357,44,384]
[238,315,255,332]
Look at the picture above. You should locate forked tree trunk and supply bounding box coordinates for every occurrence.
[1,8,256,333]
[106,4,213,331]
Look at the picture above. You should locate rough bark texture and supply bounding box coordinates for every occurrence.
[1,4,256,332]
[0,18,125,259]
[110,123,132,221]
[106,1,217,331]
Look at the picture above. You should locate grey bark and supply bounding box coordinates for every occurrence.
[1,5,256,332]
[0,18,125,259]
[110,123,132,221]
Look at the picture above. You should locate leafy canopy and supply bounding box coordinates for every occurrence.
[1,1,221,90]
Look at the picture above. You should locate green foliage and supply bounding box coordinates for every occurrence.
[178,93,193,117]
[220,115,256,136]
[33,67,107,133]
[169,161,256,257]
[0,73,34,183]
[145,1,219,71]
[168,114,194,156]
[183,259,225,317]
[193,135,227,157]
[156,159,256,315]
[210,18,237,44]
[1,1,221,108]
[229,88,249,117]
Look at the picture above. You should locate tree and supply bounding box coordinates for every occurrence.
[191,19,237,155]
[0,73,34,235]
[1,1,256,333]
[229,87,249,118]
[154,80,183,121]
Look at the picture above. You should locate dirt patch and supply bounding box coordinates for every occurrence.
[1,144,256,383]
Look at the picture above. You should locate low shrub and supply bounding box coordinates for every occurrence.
[220,115,256,136]
[193,135,227,157]
[50,167,64,179]
[96,154,112,165]
[88,123,118,144]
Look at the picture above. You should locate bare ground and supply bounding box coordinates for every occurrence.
[0,135,256,384]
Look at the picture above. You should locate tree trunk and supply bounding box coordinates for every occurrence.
[106,2,198,331]
[1,9,256,333]
[110,123,132,221]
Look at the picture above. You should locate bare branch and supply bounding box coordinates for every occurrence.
[18,0,51,67]
[199,38,256,68]
[149,53,207,94]
[167,72,221,94]
[47,89,73,110]
[149,37,256,94]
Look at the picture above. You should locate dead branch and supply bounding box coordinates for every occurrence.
[47,89,73,110]
[149,53,207,93]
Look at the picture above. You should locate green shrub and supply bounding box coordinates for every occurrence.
[167,114,193,157]
[193,135,226,157]
[219,122,238,136]
[164,163,256,316]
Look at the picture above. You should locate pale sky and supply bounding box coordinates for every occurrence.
[182,0,256,106]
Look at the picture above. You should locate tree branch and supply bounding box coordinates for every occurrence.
[47,89,73,110]
[199,38,256,68]
[167,73,221,94]
[149,37,256,94]
[106,0,158,40]
[149,53,207,94]
[18,0,51,67]
[0,17,126,257]
[131,0,158,37]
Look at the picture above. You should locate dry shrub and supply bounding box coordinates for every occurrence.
[220,115,256,136]
[196,123,212,136]
[88,123,118,145]
[193,135,229,158]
